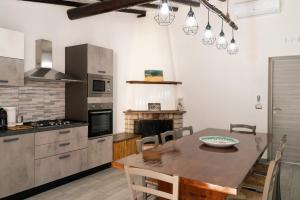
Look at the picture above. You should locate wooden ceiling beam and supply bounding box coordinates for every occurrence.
[20,0,85,7]
[200,0,238,30]
[67,0,155,20]
[139,3,179,12]
[172,0,200,7]
[118,8,146,18]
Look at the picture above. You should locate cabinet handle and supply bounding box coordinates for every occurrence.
[59,130,70,134]
[3,138,19,143]
[98,139,106,143]
[0,80,9,83]
[59,142,71,147]
[98,70,106,74]
[59,154,71,159]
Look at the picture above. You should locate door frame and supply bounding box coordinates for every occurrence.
[268,55,300,161]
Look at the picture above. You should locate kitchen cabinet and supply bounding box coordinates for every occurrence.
[113,136,140,161]
[34,126,88,186]
[35,126,88,145]
[88,135,113,169]
[0,28,24,59]
[0,56,24,86]
[35,149,87,186]
[0,134,34,198]
[87,44,113,76]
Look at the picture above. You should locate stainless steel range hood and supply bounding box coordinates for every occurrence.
[25,39,82,83]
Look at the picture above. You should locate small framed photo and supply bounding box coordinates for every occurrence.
[148,103,161,111]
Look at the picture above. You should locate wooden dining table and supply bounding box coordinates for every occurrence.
[112,128,269,200]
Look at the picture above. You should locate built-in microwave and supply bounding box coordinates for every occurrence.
[88,74,113,97]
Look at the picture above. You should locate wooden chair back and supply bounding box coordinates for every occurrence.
[230,124,256,134]
[262,160,280,200]
[136,135,159,153]
[160,130,179,144]
[177,126,194,137]
[125,166,179,200]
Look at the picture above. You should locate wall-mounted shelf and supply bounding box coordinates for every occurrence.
[126,80,182,85]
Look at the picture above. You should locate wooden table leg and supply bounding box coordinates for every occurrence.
[158,181,228,200]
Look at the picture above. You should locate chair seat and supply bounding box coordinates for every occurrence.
[242,173,266,192]
[142,144,156,151]
[253,162,269,175]
[227,189,262,200]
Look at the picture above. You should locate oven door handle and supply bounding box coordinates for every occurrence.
[90,111,112,114]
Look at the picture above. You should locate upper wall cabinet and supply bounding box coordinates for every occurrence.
[87,44,113,76]
[0,28,25,86]
[0,28,24,59]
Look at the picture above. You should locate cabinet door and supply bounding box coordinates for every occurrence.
[0,134,34,198]
[0,28,24,59]
[35,149,87,186]
[0,56,24,86]
[87,45,113,76]
[88,135,113,169]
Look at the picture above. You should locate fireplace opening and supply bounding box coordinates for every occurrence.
[134,119,173,142]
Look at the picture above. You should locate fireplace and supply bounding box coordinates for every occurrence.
[124,110,185,135]
[134,120,173,138]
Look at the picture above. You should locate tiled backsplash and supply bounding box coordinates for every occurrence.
[0,81,65,122]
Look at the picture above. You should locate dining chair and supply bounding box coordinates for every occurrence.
[230,124,256,134]
[241,135,286,199]
[227,159,280,200]
[253,134,287,176]
[177,126,194,137]
[161,130,180,144]
[136,135,159,153]
[125,165,179,200]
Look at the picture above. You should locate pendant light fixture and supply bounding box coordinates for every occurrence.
[154,0,175,26]
[182,5,199,35]
[227,28,239,55]
[202,9,216,45]
[216,19,228,50]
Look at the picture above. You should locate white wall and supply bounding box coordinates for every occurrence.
[0,0,176,132]
[169,0,300,133]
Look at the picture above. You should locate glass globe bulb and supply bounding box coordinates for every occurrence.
[160,2,170,15]
[186,16,197,27]
[182,7,198,35]
[202,24,216,45]
[227,38,239,55]
[216,31,228,49]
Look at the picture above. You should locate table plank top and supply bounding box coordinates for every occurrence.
[112,128,269,195]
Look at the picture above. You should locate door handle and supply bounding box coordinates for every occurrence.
[98,139,106,143]
[59,142,71,147]
[0,80,9,83]
[3,138,19,143]
[59,154,71,160]
[273,107,282,111]
[98,70,106,74]
[59,130,70,134]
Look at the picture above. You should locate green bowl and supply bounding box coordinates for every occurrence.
[199,136,239,148]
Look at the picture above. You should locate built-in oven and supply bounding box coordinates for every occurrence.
[88,74,113,97]
[88,103,113,138]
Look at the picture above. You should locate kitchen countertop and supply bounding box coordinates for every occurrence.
[113,132,140,143]
[0,122,88,138]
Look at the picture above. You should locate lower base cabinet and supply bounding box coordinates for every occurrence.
[35,149,88,186]
[88,135,113,169]
[0,134,34,198]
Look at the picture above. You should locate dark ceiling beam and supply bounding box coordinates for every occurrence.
[172,0,200,7]
[21,0,147,18]
[200,0,238,30]
[20,0,85,7]
[67,0,155,20]
[139,3,179,12]
[118,8,146,18]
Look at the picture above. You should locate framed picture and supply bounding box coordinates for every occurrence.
[144,70,164,82]
[148,103,161,111]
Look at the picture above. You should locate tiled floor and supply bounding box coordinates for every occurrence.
[27,163,300,200]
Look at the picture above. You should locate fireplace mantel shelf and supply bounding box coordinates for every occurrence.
[124,110,186,114]
[126,80,182,85]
